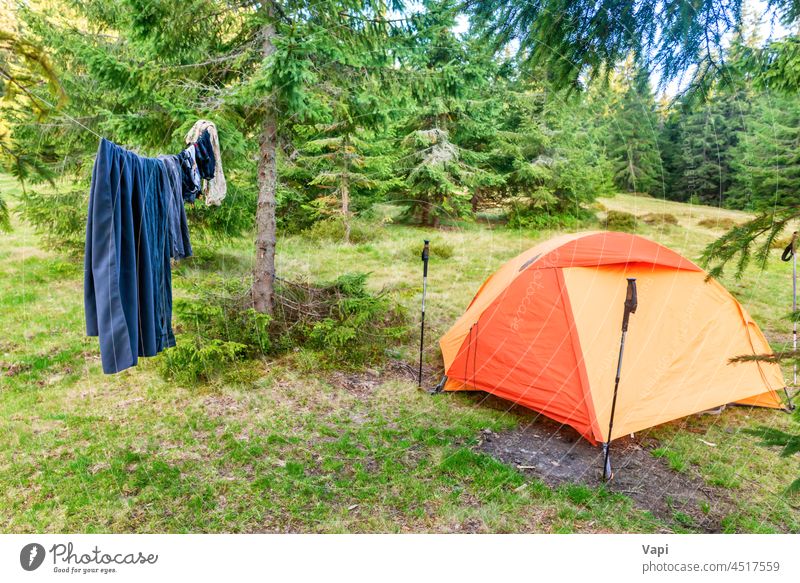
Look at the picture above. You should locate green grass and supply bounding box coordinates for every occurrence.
[1,180,799,533]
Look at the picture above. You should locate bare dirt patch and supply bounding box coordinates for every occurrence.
[326,359,422,398]
[202,394,245,419]
[479,415,734,532]
[2,361,31,377]
[327,369,383,398]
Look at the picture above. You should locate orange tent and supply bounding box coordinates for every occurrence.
[439,231,786,445]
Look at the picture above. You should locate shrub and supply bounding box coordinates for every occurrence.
[174,297,272,356]
[407,238,454,260]
[640,212,678,226]
[506,202,596,230]
[698,217,738,230]
[160,338,247,384]
[605,210,637,232]
[163,273,408,382]
[301,217,378,244]
[160,285,271,384]
[277,273,408,367]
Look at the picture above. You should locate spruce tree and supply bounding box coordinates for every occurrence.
[10,0,397,314]
[279,69,396,241]
[606,63,663,196]
[727,94,800,211]
[657,107,686,202]
[394,1,484,226]
[666,93,747,206]
[0,27,66,231]
[482,81,613,226]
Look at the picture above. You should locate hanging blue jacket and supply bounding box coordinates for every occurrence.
[84,139,179,374]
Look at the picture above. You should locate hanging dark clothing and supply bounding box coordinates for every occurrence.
[177,145,201,203]
[84,138,179,374]
[159,154,193,259]
[144,156,175,355]
[194,129,216,181]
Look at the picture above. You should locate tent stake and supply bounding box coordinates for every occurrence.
[603,278,638,482]
[418,240,430,388]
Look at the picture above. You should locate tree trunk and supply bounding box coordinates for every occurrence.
[471,189,480,213]
[341,177,350,244]
[253,10,278,315]
[342,137,350,244]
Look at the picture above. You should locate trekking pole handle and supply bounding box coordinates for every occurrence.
[622,278,638,332]
[421,240,430,277]
[782,231,798,262]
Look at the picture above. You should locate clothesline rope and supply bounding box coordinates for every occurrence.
[22,89,105,141]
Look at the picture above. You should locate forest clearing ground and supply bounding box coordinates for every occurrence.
[479,411,734,532]
[1,175,798,533]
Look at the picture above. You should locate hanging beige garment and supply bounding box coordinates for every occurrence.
[185,120,227,206]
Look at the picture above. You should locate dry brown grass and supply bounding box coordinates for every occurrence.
[698,217,739,230]
[640,212,679,226]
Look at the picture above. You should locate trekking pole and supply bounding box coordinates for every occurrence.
[602,278,638,481]
[781,232,798,408]
[419,240,430,388]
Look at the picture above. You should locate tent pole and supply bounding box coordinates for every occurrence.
[418,240,430,388]
[603,278,638,482]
